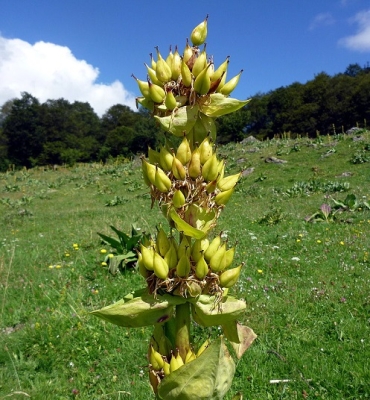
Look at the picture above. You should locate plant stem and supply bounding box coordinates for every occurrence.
[175,302,190,361]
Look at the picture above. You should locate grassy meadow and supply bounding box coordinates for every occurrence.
[0,130,370,399]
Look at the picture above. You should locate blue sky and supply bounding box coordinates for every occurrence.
[1,0,370,116]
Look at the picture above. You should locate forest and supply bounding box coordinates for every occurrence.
[0,63,369,171]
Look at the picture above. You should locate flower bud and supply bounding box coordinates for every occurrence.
[190,15,208,46]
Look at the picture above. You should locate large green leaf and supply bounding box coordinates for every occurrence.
[107,225,141,250]
[90,288,186,328]
[191,294,246,327]
[157,337,235,400]
[154,105,199,137]
[126,234,142,250]
[201,94,251,118]
[109,225,130,246]
[97,232,123,253]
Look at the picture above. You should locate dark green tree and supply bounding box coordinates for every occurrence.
[324,73,355,131]
[0,127,9,171]
[244,93,271,138]
[66,101,101,163]
[344,63,363,77]
[216,108,250,143]
[266,83,304,135]
[37,99,100,165]
[100,104,141,158]
[351,73,370,125]
[103,125,136,158]
[100,105,162,158]
[2,92,43,167]
[0,99,15,127]
[244,65,370,139]
[131,107,164,153]
[101,104,139,132]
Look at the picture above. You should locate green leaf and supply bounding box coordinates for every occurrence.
[98,225,143,256]
[332,198,346,208]
[192,112,217,143]
[169,207,217,239]
[110,225,130,247]
[169,210,205,239]
[97,232,123,253]
[191,294,246,327]
[305,211,320,223]
[125,234,141,250]
[107,253,137,275]
[90,288,186,328]
[131,225,139,236]
[185,205,217,231]
[154,105,199,137]
[157,337,235,400]
[344,193,357,209]
[136,96,154,112]
[124,250,137,259]
[107,255,124,275]
[201,94,251,118]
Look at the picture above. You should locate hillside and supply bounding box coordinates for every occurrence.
[0,131,369,398]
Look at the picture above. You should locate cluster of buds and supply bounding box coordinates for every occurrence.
[132,16,249,299]
[142,134,241,219]
[148,323,211,392]
[133,15,243,125]
[138,224,243,297]
[93,16,256,400]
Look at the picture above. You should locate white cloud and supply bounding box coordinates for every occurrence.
[339,9,370,52]
[0,36,136,116]
[309,13,335,30]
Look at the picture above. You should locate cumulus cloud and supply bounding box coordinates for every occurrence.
[0,36,136,116]
[309,13,335,30]
[339,9,370,52]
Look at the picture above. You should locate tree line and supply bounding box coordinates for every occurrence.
[0,63,369,170]
[244,63,370,139]
[0,93,162,171]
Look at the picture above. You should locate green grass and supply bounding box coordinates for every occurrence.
[1,131,370,399]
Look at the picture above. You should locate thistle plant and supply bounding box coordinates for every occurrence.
[92,16,256,399]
